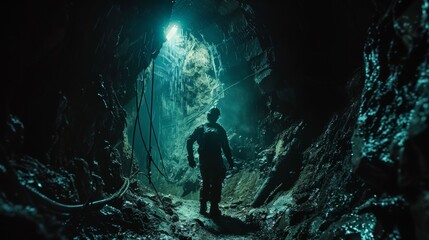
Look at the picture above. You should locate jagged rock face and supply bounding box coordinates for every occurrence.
[2,0,172,237]
[353,0,429,190]
[243,1,429,239]
[3,0,172,191]
[352,1,429,239]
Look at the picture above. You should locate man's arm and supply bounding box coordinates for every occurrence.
[221,129,233,168]
[186,128,199,168]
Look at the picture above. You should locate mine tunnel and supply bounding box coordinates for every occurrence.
[2,0,429,239]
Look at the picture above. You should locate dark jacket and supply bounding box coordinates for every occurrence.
[187,122,232,168]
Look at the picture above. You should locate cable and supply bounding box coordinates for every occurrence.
[135,102,169,181]
[8,155,131,215]
[128,60,170,184]
[1,56,177,218]
[137,170,166,210]
[131,59,166,210]
[148,180,166,210]
[142,92,169,178]
[129,82,142,177]
[137,114,149,154]
[130,65,150,176]
[24,178,130,215]
[147,60,155,182]
[132,68,168,180]
[134,111,171,180]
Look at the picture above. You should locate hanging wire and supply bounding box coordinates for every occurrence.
[131,85,168,181]
[147,61,155,181]
[129,66,148,177]
[142,90,170,180]
[3,50,191,217]
[130,62,167,181]
[130,59,167,210]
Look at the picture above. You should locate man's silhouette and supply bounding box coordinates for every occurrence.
[187,107,233,217]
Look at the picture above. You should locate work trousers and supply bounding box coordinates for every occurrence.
[199,157,226,204]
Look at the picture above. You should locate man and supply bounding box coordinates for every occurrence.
[186,107,233,217]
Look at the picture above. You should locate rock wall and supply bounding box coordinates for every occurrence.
[353,0,429,238]
[236,0,429,239]
[4,0,171,192]
[1,0,172,237]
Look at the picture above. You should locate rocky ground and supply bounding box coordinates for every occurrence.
[0,163,265,239]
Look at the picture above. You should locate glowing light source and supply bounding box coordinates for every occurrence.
[166,25,178,41]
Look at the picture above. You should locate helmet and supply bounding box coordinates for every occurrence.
[208,107,221,117]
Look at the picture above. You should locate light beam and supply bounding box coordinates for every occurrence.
[166,25,178,41]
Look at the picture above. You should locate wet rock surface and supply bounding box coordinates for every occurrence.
[2,0,429,239]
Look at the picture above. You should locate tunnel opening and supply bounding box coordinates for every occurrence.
[125,0,270,206]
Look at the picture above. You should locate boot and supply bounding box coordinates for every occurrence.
[209,202,221,217]
[199,201,207,214]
